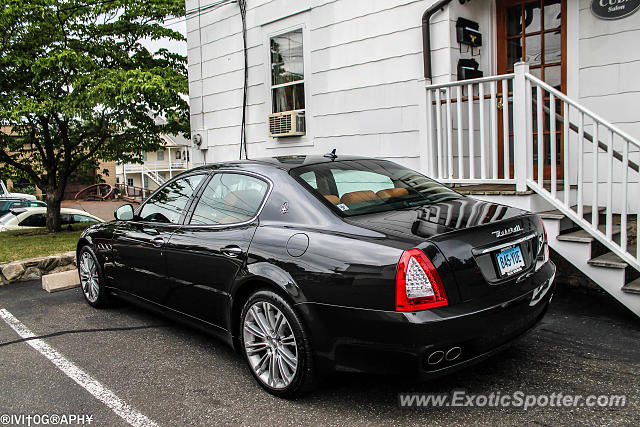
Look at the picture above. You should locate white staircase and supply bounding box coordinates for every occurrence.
[423,62,640,317]
[539,206,639,316]
[143,166,166,186]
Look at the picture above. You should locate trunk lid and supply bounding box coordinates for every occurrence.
[344,197,544,301]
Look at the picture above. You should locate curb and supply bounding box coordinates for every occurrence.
[42,269,81,293]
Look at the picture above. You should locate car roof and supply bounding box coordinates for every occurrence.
[14,206,102,218]
[189,154,377,173]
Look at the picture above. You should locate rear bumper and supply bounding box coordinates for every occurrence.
[297,260,556,377]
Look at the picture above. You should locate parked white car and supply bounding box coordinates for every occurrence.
[0,180,37,201]
[0,207,103,232]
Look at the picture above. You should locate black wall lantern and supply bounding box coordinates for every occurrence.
[456,17,482,48]
[458,58,483,80]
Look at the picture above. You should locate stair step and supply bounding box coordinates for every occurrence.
[622,278,640,295]
[556,225,621,243]
[538,206,604,220]
[588,252,627,269]
[538,210,565,220]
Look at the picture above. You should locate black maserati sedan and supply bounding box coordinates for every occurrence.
[77,155,556,397]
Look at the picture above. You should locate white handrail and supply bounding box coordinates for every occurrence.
[421,62,639,273]
[524,66,639,271]
[424,73,515,183]
[525,73,640,150]
[425,73,515,90]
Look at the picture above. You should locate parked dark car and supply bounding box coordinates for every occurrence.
[77,155,555,397]
[0,198,46,216]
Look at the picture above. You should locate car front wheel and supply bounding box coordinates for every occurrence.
[240,290,315,398]
[78,246,109,308]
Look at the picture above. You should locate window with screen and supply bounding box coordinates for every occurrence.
[270,29,304,113]
[139,174,205,224]
[190,173,269,225]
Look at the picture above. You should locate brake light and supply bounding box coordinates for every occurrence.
[395,248,448,311]
[536,218,550,270]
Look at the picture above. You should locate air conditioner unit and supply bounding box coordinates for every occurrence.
[268,110,306,138]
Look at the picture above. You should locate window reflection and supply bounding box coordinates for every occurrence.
[139,174,205,224]
[271,29,305,113]
[190,173,268,225]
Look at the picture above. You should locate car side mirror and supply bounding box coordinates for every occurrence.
[114,204,135,221]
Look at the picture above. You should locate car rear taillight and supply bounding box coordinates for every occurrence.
[536,218,550,270]
[395,248,448,311]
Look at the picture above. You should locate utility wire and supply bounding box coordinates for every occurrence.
[186,0,236,17]
[238,0,248,160]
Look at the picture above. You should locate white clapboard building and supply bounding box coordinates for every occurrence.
[186,0,640,316]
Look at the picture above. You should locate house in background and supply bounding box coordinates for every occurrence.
[185,0,640,316]
[116,134,193,192]
[1,125,117,199]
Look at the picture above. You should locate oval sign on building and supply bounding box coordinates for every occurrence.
[592,0,640,19]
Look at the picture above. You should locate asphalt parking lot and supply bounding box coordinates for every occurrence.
[0,280,638,426]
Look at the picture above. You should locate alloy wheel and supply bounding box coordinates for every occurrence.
[243,301,298,389]
[79,251,100,303]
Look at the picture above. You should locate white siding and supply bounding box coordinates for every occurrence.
[188,0,446,165]
[577,0,640,136]
[186,0,640,180]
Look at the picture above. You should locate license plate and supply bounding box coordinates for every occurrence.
[496,245,525,277]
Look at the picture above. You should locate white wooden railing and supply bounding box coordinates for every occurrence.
[124,160,189,172]
[425,62,640,272]
[142,166,166,186]
[425,73,516,185]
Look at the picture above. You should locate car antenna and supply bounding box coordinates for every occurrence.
[323,148,338,161]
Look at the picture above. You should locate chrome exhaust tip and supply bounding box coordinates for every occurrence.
[445,346,462,361]
[427,350,445,365]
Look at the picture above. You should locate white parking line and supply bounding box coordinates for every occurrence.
[0,308,159,427]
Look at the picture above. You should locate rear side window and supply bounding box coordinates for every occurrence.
[74,214,99,223]
[189,173,269,225]
[60,214,100,225]
[18,213,46,227]
[139,174,205,224]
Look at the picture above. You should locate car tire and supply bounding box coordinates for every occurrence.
[78,246,110,308]
[240,289,316,398]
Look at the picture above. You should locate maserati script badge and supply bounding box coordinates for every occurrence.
[491,224,522,239]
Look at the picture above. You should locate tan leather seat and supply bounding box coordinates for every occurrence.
[341,190,379,205]
[376,188,409,199]
[324,195,341,205]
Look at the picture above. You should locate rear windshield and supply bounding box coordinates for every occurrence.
[291,159,462,216]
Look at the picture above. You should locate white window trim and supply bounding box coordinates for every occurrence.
[262,15,313,149]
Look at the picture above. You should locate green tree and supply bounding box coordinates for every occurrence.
[0,0,189,231]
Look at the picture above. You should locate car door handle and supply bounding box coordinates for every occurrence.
[152,237,165,247]
[221,245,243,258]
[142,227,159,235]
